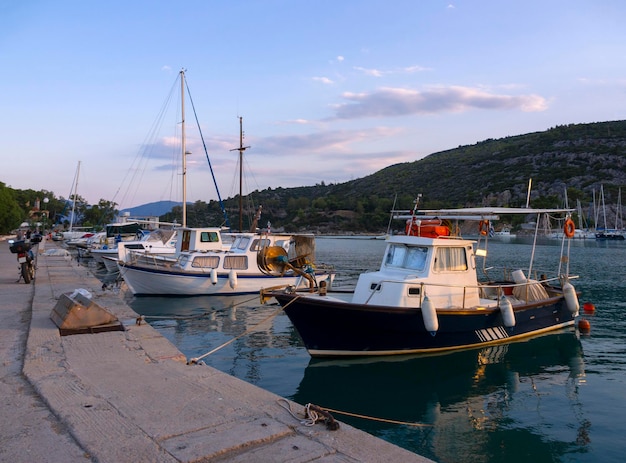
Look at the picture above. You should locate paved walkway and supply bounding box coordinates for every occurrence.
[1,237,433,463]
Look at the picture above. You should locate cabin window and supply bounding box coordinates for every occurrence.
[405,247,428,271]
[224,255,248,270]
[385,245,407,267]
[191,256,220,268]
[251,238,271,251]
[200,231,220,243]
[234,237,251,250]
[385,244,428,271]
[433,247,468,272]
[408,287,421,296]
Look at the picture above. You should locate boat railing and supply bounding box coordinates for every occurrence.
[373,273,577,309]
[126,251,175,269]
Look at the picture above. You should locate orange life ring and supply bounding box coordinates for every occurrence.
[478,220,490,236]
[563,218,575,238]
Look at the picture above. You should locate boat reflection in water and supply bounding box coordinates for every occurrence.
[128,294,275,347]
[292,330,588,463]
[126,294,305,388]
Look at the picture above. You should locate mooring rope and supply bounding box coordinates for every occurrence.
[277,398,430,429]
[276,399,339,430]
[187,294,301,365]
[320,406,432,427]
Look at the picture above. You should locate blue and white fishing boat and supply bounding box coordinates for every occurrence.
[261,200,581,357]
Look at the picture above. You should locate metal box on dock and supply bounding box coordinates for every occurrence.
[50,291,124,336]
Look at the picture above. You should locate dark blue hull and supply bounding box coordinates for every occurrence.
[276,293,577,357]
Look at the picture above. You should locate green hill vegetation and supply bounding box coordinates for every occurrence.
[163,120,626,234]
[3,120,626,235]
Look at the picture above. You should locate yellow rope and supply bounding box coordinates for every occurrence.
[277,399,430,428]
[319,406,432,427]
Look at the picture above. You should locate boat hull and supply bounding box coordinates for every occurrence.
[119,263,332,296]
[275,293,577,357]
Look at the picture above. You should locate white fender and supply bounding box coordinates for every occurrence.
[499,295,516,327]
[421,296,439,336]
[228,269,238,289]
[563,281,579,316]
[210,268,218,285]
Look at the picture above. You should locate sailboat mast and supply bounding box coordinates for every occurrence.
[601,185,607,229]
[230,117,250,232]
[69,161,81,232]
[180,69,187,228]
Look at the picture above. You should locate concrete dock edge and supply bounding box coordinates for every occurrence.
[2,238,434,462]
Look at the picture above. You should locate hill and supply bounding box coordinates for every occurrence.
[120,201,181,218]
[153,120,626,234]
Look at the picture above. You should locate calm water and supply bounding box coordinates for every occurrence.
[115,237,625,463]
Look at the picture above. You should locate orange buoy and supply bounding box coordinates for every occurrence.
[578,319,591,333]
[583,302,596,313]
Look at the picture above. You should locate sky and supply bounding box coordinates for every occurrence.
[2,1,626,209]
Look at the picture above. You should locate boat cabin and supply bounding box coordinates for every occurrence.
[176,227,228,253]
[352,235,481,309]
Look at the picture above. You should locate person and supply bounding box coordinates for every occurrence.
[16,229,24,240]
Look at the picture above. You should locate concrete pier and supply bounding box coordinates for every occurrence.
[1,237,433,463]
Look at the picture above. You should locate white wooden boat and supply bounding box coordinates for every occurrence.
[261,202,582,357]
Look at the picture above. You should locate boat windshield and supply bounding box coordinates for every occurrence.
[385,244,428,271]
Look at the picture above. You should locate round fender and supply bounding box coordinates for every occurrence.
[421,296,439,336]
[563,281,579,316]
[499,295,516,327]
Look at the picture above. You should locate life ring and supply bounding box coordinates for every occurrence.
[478,220,490,236]
[563,218,575,238]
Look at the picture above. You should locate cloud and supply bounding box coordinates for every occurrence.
[255,126,403,156]
[353,65,431,77]
[333,85,548,119]
[354,66,385,77]
[313,76,334,85]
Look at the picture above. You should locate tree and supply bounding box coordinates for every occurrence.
[81,199,119,228]
[0,182,23,234]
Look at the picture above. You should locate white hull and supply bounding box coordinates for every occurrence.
[119,263,332,296]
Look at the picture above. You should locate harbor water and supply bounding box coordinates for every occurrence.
[108,237,624,463]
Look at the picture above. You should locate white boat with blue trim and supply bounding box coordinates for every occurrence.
[117,226,334,296]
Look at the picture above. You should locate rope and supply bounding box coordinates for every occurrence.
[187,301,291,365]
[277,399,431,429]
[320,406,432,427]
[276,399,339,430]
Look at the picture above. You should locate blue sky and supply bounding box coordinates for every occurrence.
[2,1,626,208]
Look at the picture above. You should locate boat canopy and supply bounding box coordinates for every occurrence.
[106,222,142,237]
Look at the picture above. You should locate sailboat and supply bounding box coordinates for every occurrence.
[117,70,334,296]
[595,185,625,240]
[61,161,94,241]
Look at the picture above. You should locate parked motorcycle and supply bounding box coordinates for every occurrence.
[9,239,36,283]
